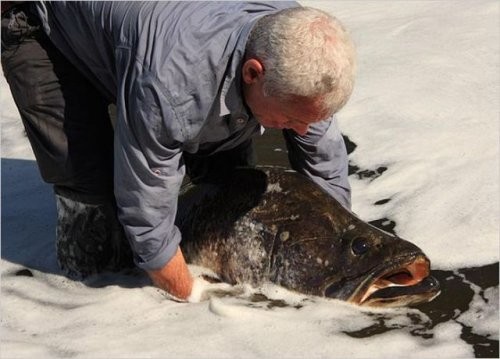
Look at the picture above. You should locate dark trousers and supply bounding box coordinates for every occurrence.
[2,5,115,194]
[1,4,133,277]
[1,5,255,277]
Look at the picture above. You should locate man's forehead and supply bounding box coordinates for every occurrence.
[284,96,332,123]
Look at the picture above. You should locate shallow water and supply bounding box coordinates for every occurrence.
[253,128,499,358]
[1,126,497,359]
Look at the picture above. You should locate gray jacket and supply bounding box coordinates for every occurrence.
[34,1,351,271]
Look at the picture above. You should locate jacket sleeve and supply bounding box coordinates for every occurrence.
[113,66,186,271]
[283,115,352,209]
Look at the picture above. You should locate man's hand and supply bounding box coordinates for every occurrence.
[147,247,194,300]
[147,246,243,302]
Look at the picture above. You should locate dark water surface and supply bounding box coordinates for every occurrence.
[253,129,499,358]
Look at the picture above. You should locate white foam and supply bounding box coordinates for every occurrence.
[456,279,499,341]
[308,0,500,270]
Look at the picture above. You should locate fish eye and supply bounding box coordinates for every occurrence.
[351,237,370,256]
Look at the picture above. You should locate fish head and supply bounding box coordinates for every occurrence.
[264,168,440,307]
[320,221,441,307]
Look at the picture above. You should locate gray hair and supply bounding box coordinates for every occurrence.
[246,6,356,115]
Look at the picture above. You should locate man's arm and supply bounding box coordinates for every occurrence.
[113,56,194,298]
[283,115,351,209]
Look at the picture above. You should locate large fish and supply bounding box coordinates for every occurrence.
[176,166,440,307]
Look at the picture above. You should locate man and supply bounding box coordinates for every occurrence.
[1,2,355,301]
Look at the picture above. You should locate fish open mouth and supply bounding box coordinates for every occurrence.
[352,255,440,307]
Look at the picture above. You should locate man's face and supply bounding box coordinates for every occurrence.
[246,86,329,136]
[241,58,330,136]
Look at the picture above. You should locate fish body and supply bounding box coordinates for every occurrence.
[176,167,440,307]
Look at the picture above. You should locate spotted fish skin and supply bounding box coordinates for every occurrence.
[176,166,432,302]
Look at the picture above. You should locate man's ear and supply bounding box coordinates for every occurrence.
[242,58,264,84]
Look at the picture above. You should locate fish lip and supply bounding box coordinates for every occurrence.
[346,252,439,306]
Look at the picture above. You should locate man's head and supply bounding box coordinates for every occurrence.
[242,6,356,135]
